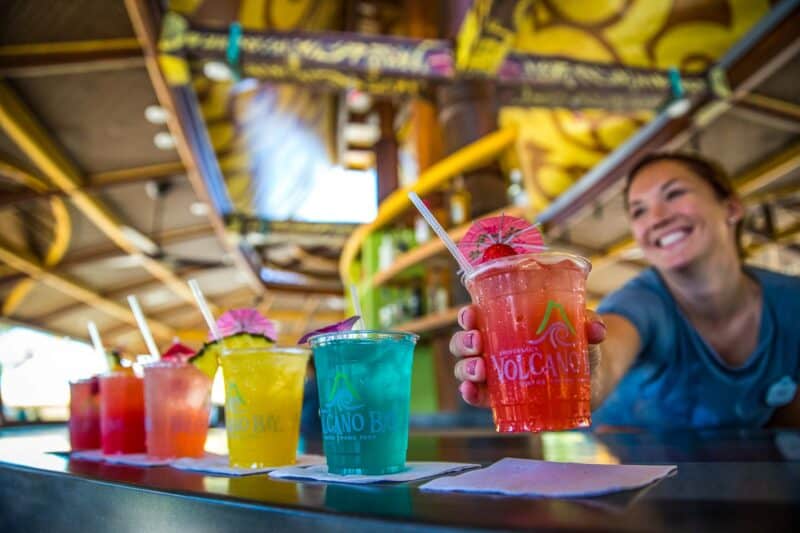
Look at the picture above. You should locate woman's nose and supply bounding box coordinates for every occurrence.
[647,200,669,225]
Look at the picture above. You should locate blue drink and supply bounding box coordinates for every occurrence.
[310,331,418,475]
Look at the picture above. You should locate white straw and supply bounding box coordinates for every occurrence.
[87,321,106,365]
[188,279,224,343]
[408,191,473,275]
[127,295,160,360]
[349,283,365,330]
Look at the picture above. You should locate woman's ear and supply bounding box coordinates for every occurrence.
[725,196,745,225]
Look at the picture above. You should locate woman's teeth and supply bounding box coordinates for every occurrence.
[657,230,690,248]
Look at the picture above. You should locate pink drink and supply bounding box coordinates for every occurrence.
[69,378,100,450]
[99,372,146,454]
[464,252,592,432]
[144,361,212,458]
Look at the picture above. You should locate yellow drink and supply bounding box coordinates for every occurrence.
[220,346,310,468]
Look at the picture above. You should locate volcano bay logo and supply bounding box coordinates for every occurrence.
[489,300,585,383]
[529,300,578,349]
[326,372,365,411]
[320,373,396,438]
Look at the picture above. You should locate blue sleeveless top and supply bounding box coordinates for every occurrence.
[595,267,800,429]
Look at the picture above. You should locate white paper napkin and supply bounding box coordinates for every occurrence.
[102,453,173,467]
[169,453,325,476]
[70,449,105,462]
[420,458,676,498]
[269,461,480,484]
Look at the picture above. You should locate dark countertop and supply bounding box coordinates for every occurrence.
[1,425,799,532]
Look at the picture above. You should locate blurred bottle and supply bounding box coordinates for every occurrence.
[378,230,394,271]
[449,175,472,227]
[425,266,451,314]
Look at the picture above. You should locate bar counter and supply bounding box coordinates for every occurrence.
[1,425,799,532]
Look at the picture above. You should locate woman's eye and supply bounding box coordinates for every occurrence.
[665,188,686,200]
[630,207,645,219]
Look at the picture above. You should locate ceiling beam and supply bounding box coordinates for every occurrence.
[737,93,800,125]
[34,265,210,324]
[125,0,265,297]
[0,160,186,207]
[60,223,216,267]
[0,38,144,78]
[736,140,800,197]
[0,223,216,288]
[0,236,174,340]
[0,80,217,312]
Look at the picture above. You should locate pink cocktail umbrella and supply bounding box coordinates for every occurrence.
[458,214,545,268]
[213,308,278,341]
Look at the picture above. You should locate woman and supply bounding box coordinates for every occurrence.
[451,153,800,429]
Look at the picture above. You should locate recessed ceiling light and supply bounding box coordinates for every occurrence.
[144,105,169,124]
[203,61,232,81]
[153,132,176,150]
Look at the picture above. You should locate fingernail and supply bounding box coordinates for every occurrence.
[458,308,467,327]
[464,332,475,349]
[466,359,477,376]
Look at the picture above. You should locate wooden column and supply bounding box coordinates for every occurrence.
[436,80,507,217]
[374,100,398,203]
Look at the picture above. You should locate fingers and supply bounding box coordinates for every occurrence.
[457,305,478,330]
[454,356,485,383]
[459,381,491,408]
[585,309,607,345]
[449,329,482,358]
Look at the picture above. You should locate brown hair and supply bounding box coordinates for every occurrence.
[624,152,744,256]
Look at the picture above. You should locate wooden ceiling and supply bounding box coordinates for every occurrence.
[0,0,346,352]
[0,0,798,354]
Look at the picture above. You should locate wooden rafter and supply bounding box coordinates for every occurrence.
[736,140,800,197]
[125,0,265,296]
[0,38,144,78]
[0,236,174,340]
[34,265,210,324]
[0,81,217,313]
[0,223,216,287]
[0,160,186,207]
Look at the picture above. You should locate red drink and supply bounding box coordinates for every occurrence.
[99,372,146,454]
[69,378,101,450]
[464,252,592,432]
[144,361,211,458]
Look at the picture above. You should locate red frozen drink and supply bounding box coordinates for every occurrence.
[464,252,592,432]
[99,371,146,454]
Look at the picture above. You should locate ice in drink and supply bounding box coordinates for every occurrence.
[310,331,417,475]
[144,361,212,458]
[464,252,591,432]
[220,347,309,468]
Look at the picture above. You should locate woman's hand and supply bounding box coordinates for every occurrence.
[450,305,607,408]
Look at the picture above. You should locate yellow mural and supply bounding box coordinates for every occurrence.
[502,0,771,211]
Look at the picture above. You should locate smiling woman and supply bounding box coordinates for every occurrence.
[591,152,800,429]
[450,152,800,431]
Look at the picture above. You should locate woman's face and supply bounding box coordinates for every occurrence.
[627,160,741,272]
